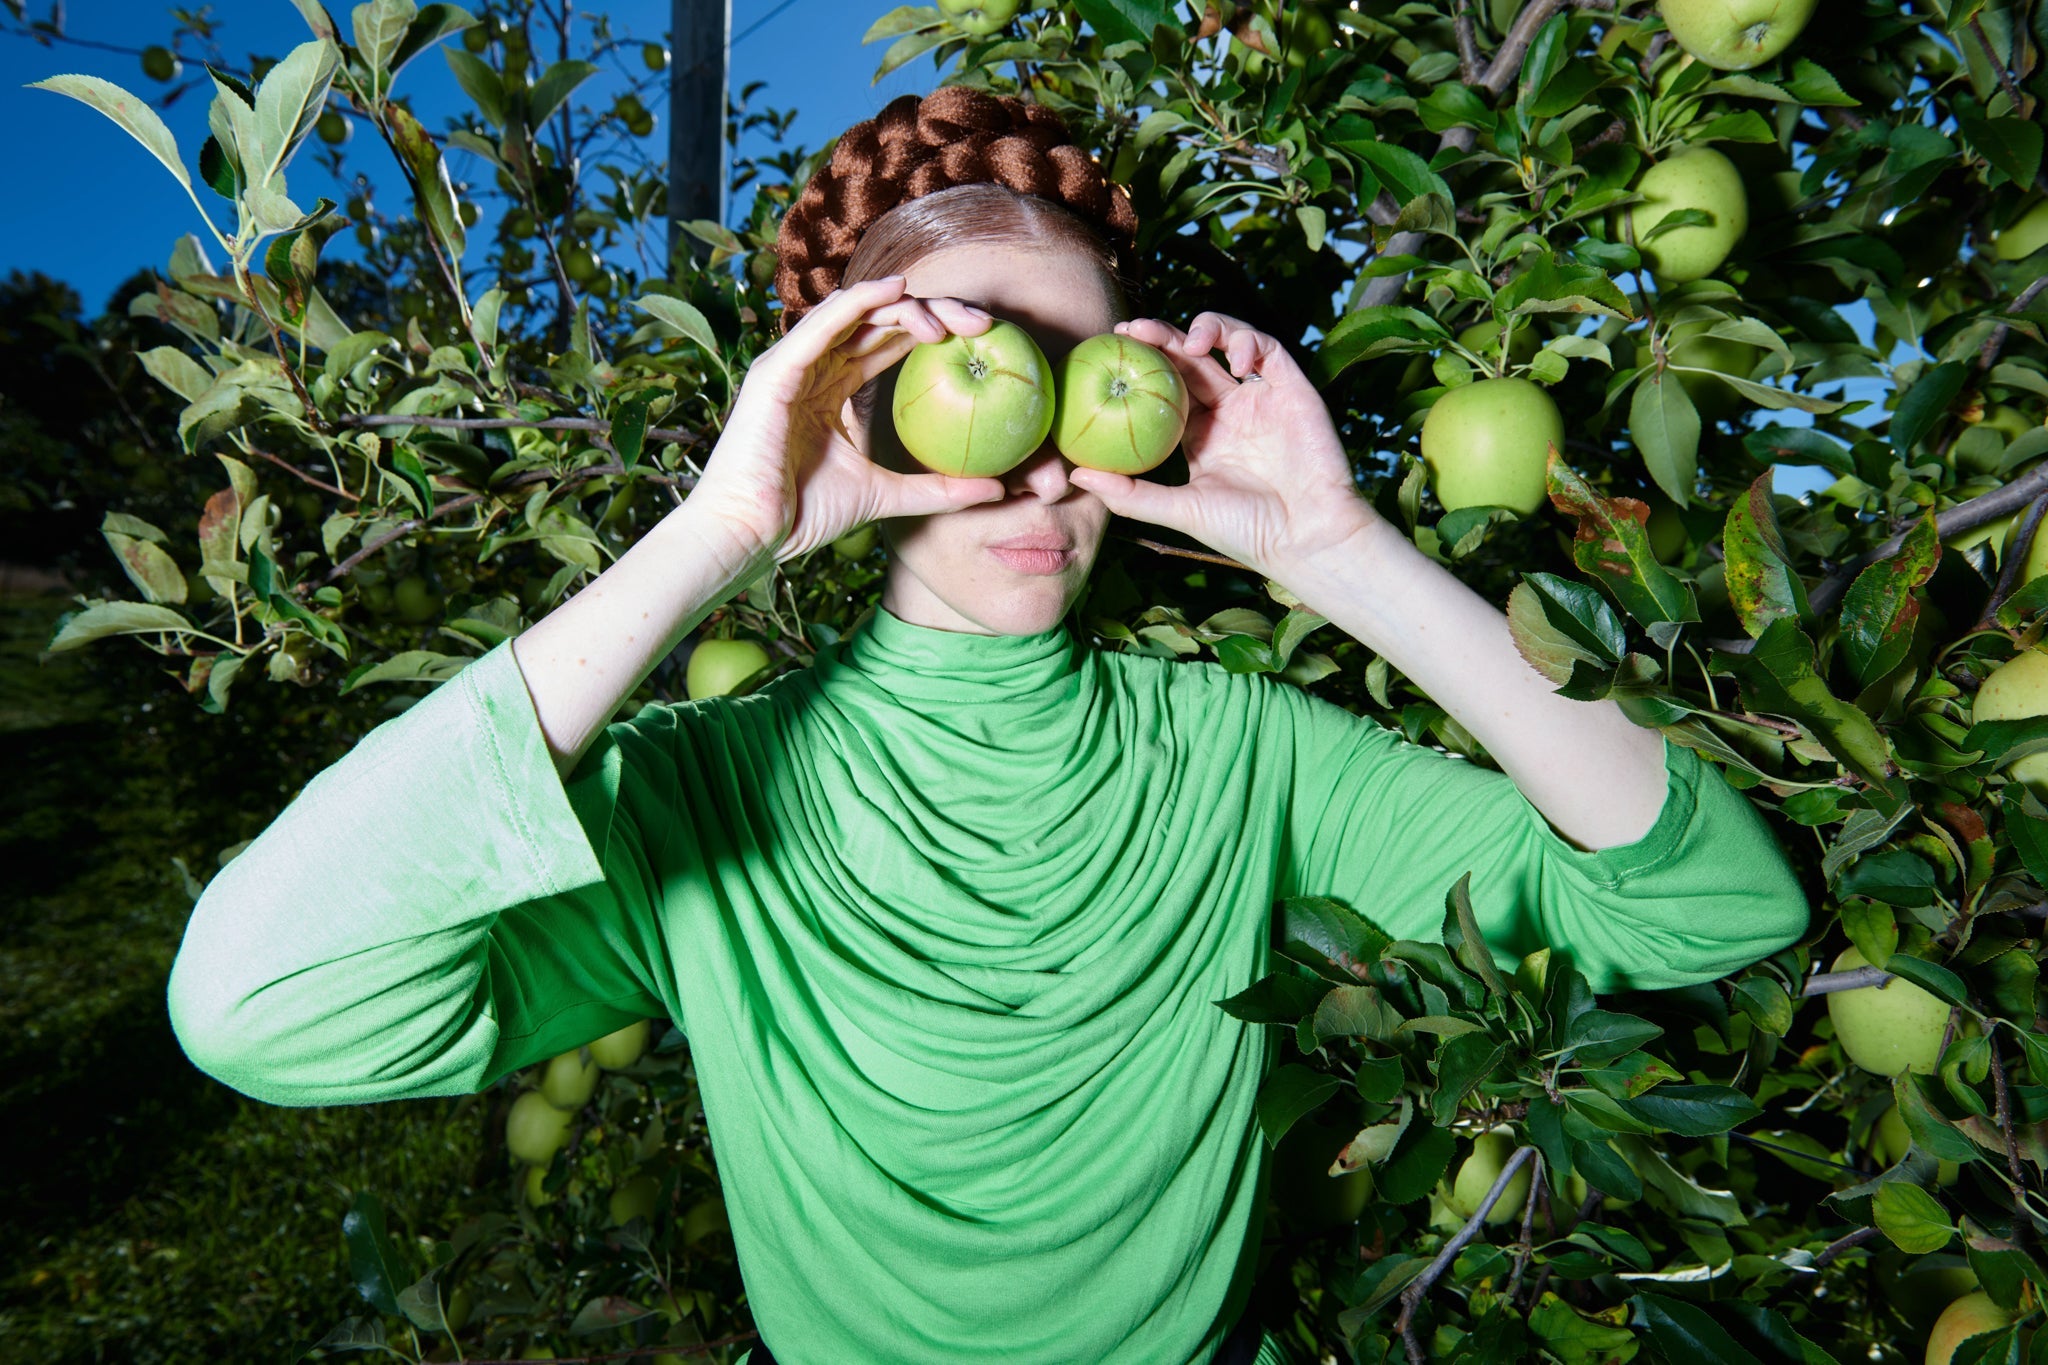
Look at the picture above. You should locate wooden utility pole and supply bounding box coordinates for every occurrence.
[667,0,731,272]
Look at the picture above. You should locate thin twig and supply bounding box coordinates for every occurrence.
[1801,966,1897,997]
[246,446,360,502]
[1989,1030,2030,1220]
[1969,16,2032,122]
[1504,1150,1544,1305]
[1812,1225,1882,1268]
[333,411,708,448]
[1394,1145,1538,1365]
[1974,275,2048,376]
[1976,491,2048,630]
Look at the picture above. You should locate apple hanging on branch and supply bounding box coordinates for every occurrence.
[1657,0,1817,71]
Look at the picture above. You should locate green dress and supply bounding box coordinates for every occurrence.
[166,603,1809,1363]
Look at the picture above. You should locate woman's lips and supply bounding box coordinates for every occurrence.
[987,546,1074,575]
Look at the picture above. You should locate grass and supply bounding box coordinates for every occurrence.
[0,587,498,1363]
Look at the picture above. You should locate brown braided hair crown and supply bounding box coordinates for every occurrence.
[773,87,1140,333]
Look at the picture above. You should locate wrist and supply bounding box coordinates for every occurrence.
[1268,502,1397,593]
[654,494,783,598]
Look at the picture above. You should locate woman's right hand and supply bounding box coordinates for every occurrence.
[685,275,1009,561]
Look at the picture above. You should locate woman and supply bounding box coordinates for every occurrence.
[166,89,1809,1364]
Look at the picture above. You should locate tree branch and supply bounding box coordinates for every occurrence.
[1395,1145,1538,1365]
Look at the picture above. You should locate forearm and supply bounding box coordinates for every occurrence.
[512,495,776,780]
[1271,506,1669,852]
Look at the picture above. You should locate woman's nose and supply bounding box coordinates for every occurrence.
[1002,443,1079,500]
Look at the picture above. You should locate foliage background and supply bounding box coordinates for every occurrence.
[7,0,2048,1361]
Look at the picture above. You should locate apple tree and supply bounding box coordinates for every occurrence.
[28,0,2048,1360]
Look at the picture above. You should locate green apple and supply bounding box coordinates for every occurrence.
[831,524,877,561]
[686,639,770,700]
[643,42,668,70]
[1826,945,1952,1077]
[1998,513,2048,591]
[540,1048,600,1110]
[393,574,441,623]
[523,1163,587,1207]
[317,110,350,146]
[1946,510,2015,563]
[1052,334,1190,475]
[1420,377,1565,516]
[1268,1115,1373,1231]
[1439,1126,1531,1225]
[892,320,1055,477]
[1926,1290,2022,1365]
[937,0,1022,36]
[141,45,181,81]
[1994,201,2048,262]
[1666,321,1764,422]
[1973,649,2048,794]
[588,1018,652,1069]
[1623,148,1749,283]
[444,1283,474,1331]
[563,244,600,284]
[609,1174,662,1227]
[1657,0,1816,69]
[507,1090,574,1164]
[1646,498,1689,562]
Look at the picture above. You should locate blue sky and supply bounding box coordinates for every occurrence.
[2,0,933,315]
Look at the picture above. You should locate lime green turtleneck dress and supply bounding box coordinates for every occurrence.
[165,603,1809,1363]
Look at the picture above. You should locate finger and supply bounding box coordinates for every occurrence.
[1066,466,1198,539]
[849,330,920,388]
[1114,317,1236,408]
[1187,312,1307,386]
[772,275,914,370]
[925,295,996,337]
[869,468,1008,519]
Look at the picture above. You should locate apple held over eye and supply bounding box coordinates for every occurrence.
[1657,0,1817,70]
[1621,147,1749,284]
[1972,649,2048,794]
[1052,334,1191,475]
[686,638,771,700]
[1420,377,1565,516]
[1826,945,1954,1077]
[892,320,1055,478]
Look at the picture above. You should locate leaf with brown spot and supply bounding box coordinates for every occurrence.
[1722,471,1810,638]
[1839,511,1939,688]
[1544,453,1697,630]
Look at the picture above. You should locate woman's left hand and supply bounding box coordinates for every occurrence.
[1063,312,1376,579]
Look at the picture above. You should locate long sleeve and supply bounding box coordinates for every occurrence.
[1266,681,1810,994]
[165,638,676,1107]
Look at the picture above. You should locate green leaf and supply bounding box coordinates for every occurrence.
[1559,1010,1663,1067]
[1313,985,1402,1042]
[1572,1135,1642,1202]
[28,73,191,192]
[1613,1084,1761,1137]
[1732,977,1793,1036]
[1631,370,1701,509]
[353,0,413,73]
[1874,1180,1956,1254]
[1256,1063,1342,1149]
[1440,873,1507,998]
[1070,0,1171,45]
[1711,617,1899,796]
[47,601,195,652]
[1430,1031,1508,1125]
[634,293,729,382]
[1609,1133,1745,1224]
[1312,305,1444,382]
[138,345,216,403]
[1545,461,1699,629]
[1722,472,1811,637]
[2002,789,2048,886]
[862,5,943,43]
[1214,971,1326,1024]
[1633,1291,1768,1365]
[1496,253,1634,320]
[1882,953,1968,1009]
[443,46,507,129]
[339,650,467,692]
[527,58,600,127]
[1377,1118,1457,1204]
[104,532,188,606]
[1507,572,1628,685]
[1278,896,1393,980]
[250,37,339,187]
[1583,1051,1684,1100]
[1840,513,1940,689]
[608,387,659,471]
[1354,1055,1405,1104]
[340,1189,410,1316]
[1893,361,1968,458]
[1957,111,2044,188]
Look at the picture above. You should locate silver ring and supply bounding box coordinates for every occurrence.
[1243,372,1263,382]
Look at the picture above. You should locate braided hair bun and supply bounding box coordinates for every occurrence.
[773,86,1139,332]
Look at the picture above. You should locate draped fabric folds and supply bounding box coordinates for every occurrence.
[166,601,1810,1364]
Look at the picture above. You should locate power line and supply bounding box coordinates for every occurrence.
[729,0,802,48]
